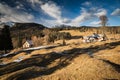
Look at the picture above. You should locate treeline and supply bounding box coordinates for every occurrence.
[3,23,120,49]
[44,29,71,43]
[11,28,72,48]
[51,26,120,34]
[10,23,47,48]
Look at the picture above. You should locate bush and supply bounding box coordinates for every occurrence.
[47,32,71,43]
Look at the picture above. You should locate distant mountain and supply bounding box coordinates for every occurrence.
[10,22,47,31]
[0,21,15,27]
[10,22,48,38]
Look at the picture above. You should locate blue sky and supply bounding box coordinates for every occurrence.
[0,0,120,27]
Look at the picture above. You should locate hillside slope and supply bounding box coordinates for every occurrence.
[0,40,120,80]
[0,29,120,80]
[10,23,47,38]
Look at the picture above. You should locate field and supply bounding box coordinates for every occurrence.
[0,30,120,80]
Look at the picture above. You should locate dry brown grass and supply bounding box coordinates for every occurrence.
[33,54,120,80]
[94,45,120,65]
[60,30,94,36]
[0,30,120,80]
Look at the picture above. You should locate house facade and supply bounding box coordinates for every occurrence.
[23,40,33,48]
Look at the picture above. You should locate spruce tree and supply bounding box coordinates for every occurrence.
[0,24,13,53]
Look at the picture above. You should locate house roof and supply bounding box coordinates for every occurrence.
[25,40,33,45]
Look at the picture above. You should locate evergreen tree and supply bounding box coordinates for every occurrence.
[0,24,13,53]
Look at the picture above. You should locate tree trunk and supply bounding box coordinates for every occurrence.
[4,48,7,54]
[62,39,66,45]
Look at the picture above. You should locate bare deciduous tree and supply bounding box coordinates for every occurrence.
[99,15,108,40]
[99,15,108,27]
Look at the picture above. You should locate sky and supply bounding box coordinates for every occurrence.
[0,0,120,27]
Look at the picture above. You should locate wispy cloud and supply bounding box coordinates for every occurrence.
[0,3,34,22]
[82,1,91,6]
[40,1,61,19]
[90,21,101,26]
[27,0,69,26]
[27,0,61,16]
[40,6,107,26]
[15,1,24,9]
[94,8,107,17]
[28,0,42,7]
[68,7,107,26]
[111,8,120,16]
[0,0,108,27]
[69,8,94,26]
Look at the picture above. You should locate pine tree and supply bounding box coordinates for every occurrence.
[0,24,13,53]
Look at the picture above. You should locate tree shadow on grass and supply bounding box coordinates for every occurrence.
[0,45,61,59]
[102,60,120,73]
[103,78,118,80]
[71,35,83,39]
[0,41,120,80]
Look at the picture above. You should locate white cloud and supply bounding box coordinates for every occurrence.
[39,1,72,26]
[27,0,69,26]
[68,8,94,26]
[40,18,71,27]
[94,8,107,17]
[90,21,101,25]
[70,12,93,26]
[0,3,34,22]
[15,1,24,9]
[42,8,90,26]
[16,5,21,9]
[111,8,120,16]
[67,8,107,26]
[58,18,70,23]
[28,0,42,7]
[26,0,108,27]
[40,1,61,19]
[16,4,24,9]
[40,19,56,27]
[26,0,42,12]
[40,6,108,27]
[0,0,108,27]
[82,1,91,6]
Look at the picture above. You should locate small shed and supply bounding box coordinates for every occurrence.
[23,40,33,48]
